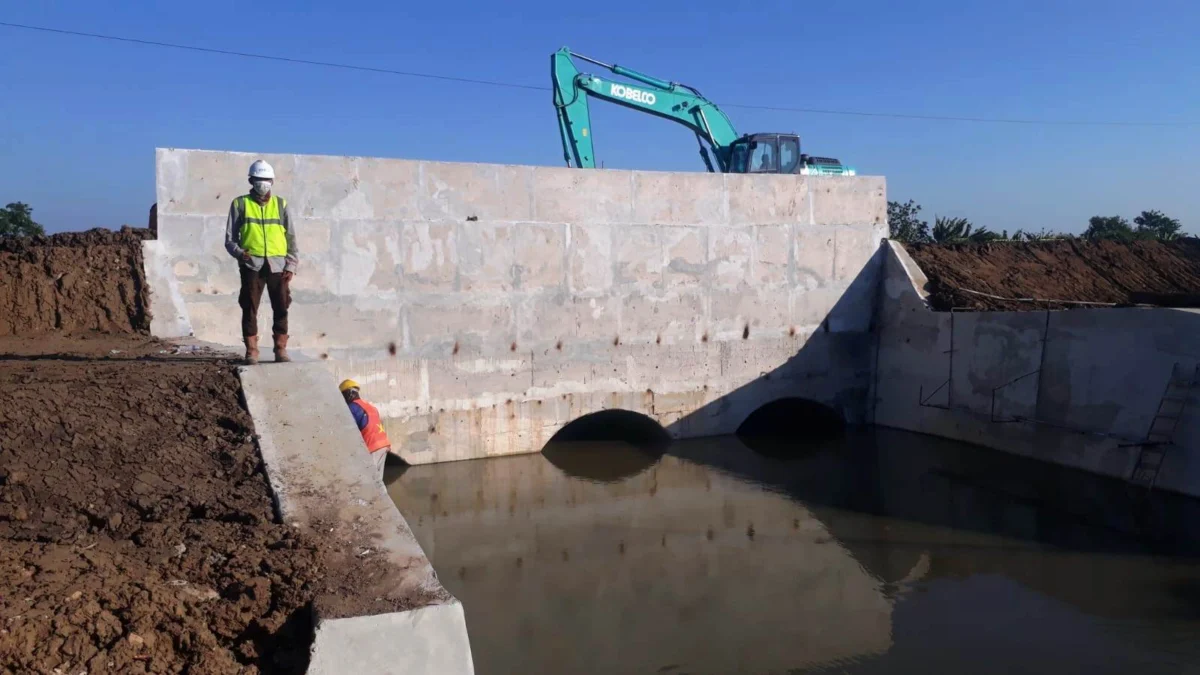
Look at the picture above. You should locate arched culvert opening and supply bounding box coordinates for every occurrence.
[736,398,845,458]
[542,410,669,483]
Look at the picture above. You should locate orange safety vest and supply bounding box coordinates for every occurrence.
[353,399,391,453]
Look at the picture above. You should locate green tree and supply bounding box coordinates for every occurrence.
[0,202,45,237]
[931,216,999,243]
[1011,228,1071,241]
[886,200,930,243]
[1133,210,1182,241]
[1083,215,1135,241]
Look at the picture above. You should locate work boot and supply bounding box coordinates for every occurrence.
[244,336,259,365]
[273,334,291,363]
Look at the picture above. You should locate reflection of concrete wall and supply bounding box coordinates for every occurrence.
[389,455,893,674]
[874,242,1200,496]
[154,149,887,463]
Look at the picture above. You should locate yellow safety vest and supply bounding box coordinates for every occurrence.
[238,195,288,258]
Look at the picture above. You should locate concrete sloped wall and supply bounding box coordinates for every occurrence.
[154,148,887,463]
[875,241,1200,497]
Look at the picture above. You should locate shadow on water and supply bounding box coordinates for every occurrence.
[541,409,668,483]
[695,426,1200,560]
[390,425,1200,673]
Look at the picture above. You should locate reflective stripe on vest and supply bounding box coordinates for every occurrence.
[354,399,392,453]
[238,195,288,258]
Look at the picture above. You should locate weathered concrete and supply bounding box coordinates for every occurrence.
[238,363,474,673]
[142,240,192,338]
[874,241,1200,497]
[154,148,888,463]
[308,604,474,675]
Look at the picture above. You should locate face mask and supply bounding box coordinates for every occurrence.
[251,180,272,196]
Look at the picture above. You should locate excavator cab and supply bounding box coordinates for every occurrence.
[727,134,855,176]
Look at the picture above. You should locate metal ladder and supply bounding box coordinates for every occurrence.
[1130,363,1199,489]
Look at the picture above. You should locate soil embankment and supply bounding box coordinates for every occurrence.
[905,238,1200,311]
[0,228,153,336]
[0,340,324,674]
[0,229,329,674]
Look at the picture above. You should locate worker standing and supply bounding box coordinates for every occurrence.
[339,379,393,479]
[224,160,298,365]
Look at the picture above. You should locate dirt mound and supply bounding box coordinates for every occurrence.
[905,238,1200,311]
[0,343,323,674]
[0,227,153,253]
[0,227,153,337]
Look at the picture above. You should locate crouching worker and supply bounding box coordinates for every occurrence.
[339,379,392,479]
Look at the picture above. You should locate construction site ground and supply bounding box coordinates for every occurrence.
[905,238,1200,311]
[0,230,386,674]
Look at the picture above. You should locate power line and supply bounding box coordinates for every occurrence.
[719,102,1193,127]
[0,21,546,92]
[1,20,1195,128]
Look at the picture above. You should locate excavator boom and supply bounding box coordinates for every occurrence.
[552,48,739,171]
[551,47,855,175]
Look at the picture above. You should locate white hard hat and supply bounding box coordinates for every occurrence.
[248,160,275,180]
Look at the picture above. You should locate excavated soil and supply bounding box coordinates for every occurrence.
[0,228,152,337]
[905,238,1200,311]
[0,338,325,674]
[1,228,439,673]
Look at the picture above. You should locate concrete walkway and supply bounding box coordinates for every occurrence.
[239,363,474,674]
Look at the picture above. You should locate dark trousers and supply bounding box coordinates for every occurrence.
[238,265,291,338]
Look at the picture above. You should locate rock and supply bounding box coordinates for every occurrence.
[179,585,220,603]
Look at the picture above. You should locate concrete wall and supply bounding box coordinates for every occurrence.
[154,148,888,463]
[874,241,1200,497]
[239,363,474,673]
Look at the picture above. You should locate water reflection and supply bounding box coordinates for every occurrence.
[387,428,1200,674]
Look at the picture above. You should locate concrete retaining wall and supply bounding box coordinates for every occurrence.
[154,148,888,463]
[874,241,1200,497]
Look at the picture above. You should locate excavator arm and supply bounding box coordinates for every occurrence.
[551,48,740,171]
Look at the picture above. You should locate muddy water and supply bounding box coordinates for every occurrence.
[385,429,1200,674]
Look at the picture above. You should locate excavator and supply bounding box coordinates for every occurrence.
[551,47,855,175]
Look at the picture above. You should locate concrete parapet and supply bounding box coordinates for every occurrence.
[154,148,888,462]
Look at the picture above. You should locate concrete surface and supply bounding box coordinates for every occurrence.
[154,148,889,463]
[142,240,192,338]
[873,241,1200,497]
[238,362,474,673]
[308,604,474,675]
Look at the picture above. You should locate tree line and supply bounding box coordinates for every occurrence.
[0,202,45,237]
[888,200,1187,244]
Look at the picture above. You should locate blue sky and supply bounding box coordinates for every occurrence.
[1,1,1197,234]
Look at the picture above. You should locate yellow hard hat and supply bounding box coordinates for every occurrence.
[338,379,360,393]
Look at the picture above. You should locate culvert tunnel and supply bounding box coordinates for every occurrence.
[540,409,670,483]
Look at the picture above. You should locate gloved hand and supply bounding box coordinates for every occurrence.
[282,270,294,282]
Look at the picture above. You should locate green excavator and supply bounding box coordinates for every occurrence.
[551,47,855,175]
